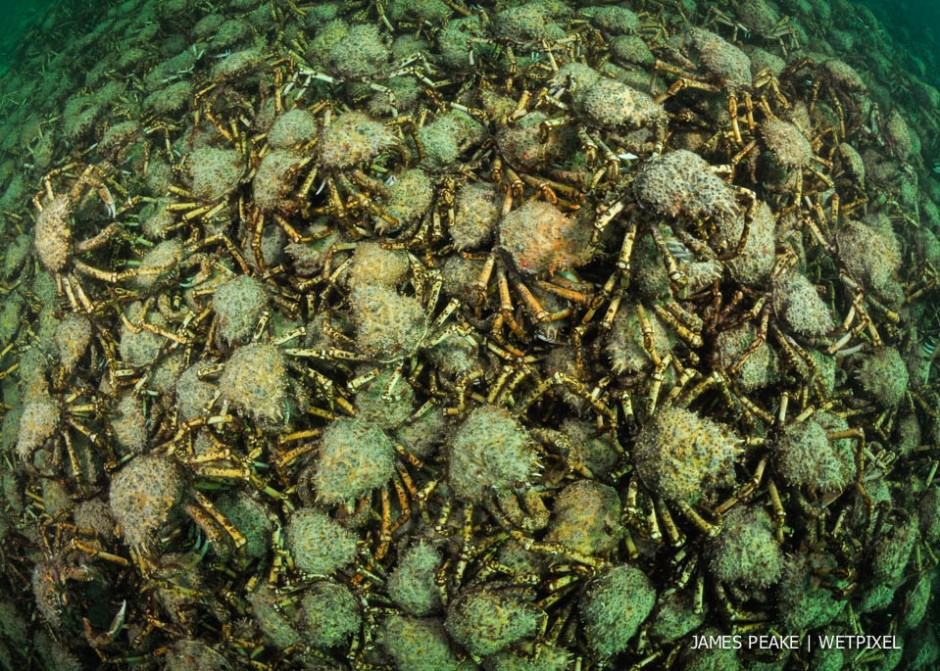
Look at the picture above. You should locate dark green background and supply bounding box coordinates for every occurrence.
[0,1,936,96]
[859,0,940,84]
[0,1,937,67]
[0,1,57,46]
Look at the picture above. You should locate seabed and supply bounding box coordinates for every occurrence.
[0,0,938,670]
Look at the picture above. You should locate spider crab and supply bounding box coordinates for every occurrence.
[33,163,138,311]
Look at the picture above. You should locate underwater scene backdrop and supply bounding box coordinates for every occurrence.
[0,0,938,670]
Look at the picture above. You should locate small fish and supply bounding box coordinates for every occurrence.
[923,335,938,357]
[666,238,693,262]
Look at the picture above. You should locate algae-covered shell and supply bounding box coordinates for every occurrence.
[580,564,656,658]
[633,406,741,505]
[285,508,357,576]
[448,405,539,502]
[109,454,187,546]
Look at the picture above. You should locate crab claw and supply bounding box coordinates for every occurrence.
[82,599,127,648]
[97,185,116,218]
